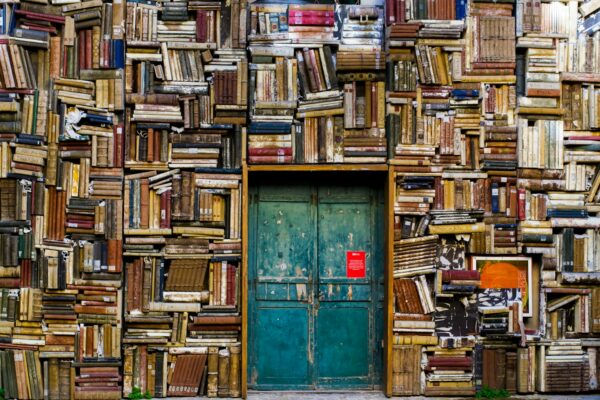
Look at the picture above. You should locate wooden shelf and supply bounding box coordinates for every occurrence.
[246,163,389,172]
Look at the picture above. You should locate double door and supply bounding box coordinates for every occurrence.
[248,180,384,390]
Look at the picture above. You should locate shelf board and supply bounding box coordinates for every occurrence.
[247,163,389,172]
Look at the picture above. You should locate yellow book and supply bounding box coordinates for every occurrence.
[70,163,80,198]
[427,381,473,388]
[296,107,345,118]
[428,222,486,235]
[518,107,564,115]
[462,75,517,84]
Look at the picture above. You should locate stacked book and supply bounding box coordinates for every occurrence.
[122,0,245,397]
[424,346,475,396]
[247,3,388,164]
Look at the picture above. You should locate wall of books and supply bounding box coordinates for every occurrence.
[389,0,600,396]
[0,0,599,397]
[0,0,246,397]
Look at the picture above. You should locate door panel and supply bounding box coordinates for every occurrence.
[249,181,383,390]
[254,192,313,301]
[316,305,370,387]
[315,187,373,387]
[249,185,314,388]
[254,306,311,386]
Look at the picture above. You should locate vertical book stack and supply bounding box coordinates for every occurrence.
[122,0,244,397]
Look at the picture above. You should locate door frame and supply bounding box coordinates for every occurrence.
[242,170,391,394]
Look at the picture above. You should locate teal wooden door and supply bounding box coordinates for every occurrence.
[248,180,384,390]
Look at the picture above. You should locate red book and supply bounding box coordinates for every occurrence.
[386,0,396,24]
[85,30,93,69]
[428,357,472,367]
[19,23,58,34]
[103,39,110,68]
[107,239,116,272]
[288,10,335,18]
[288,17,335,26]
[441,270,480,282]
[14,9,66,24]
[565,136,600,141]
[517,188,526,220]
[0,278,19,288]
[113,124,123,168]
[248,155,293,164]
[140,346,147,391]
[78,31,85,71]
[247,147,293,156]
[139,179,149,229]
[399,0,406,22]
[434,177,443,210]
[526,88,561,97]
[189,324,240,331]
[19,259,30,287]
[196,10,206,42]
[147,128,154,162]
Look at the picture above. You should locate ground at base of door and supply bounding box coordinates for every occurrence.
[166,392,600,400]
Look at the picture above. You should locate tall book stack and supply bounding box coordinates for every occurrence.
[122,0,244,397]
[0,0,127,396]
[247,3,388,164]
[246,4,296,163]
[49,1,125,399]
[339,5,387,163]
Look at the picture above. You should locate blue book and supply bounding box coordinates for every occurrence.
[136,122,170,130]
[582,11,600,34]
[494,223,517,229]
[13,28,48,42]
[0,5,5,35]
[157,259,165,301]
[248,122,291,133]
[16,133,45,143]
[7,4,17,36]
[452,89,479,97]
[456,0,467,20]
[212,255,242,262]
[128,180,134,228]
[491,182,499,213]
[112,39,124,69]
[442,284,477,293]
[84,113,113,125]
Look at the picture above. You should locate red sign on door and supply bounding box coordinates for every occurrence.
[346,251,366,278]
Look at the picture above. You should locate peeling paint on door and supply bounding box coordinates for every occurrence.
[249,183,384,390]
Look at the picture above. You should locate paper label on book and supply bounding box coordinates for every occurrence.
[346,251,366,278]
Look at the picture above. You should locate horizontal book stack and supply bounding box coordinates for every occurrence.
[539,340,590,392]
[424,345,475,396]
[247,3,388,164]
